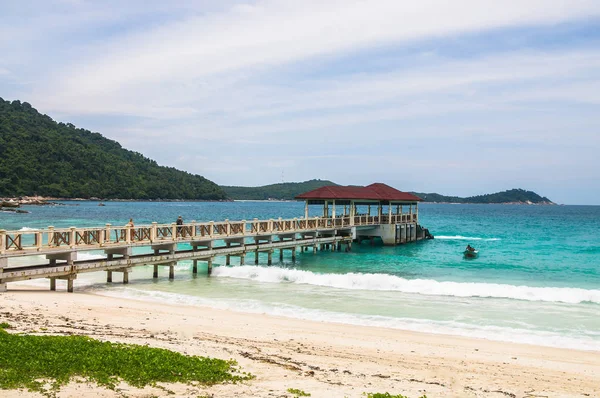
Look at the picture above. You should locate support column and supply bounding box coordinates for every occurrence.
[123,270,129,284]
[50,278,56,291]
[268,251,273,265]
[0,257,7,292]
[255,251,259,264]
[153,264,159,278]
[107,271,113,283]
[169,263,175,280]
[240,254,245,265]
[304,201,309,219]
[279,249,284,261]
[226,255,231,266]
[67,277,74,293]
[193,259,198,274]
[291,248,296,261]
[332,200,336,218]
[207,258,213,275]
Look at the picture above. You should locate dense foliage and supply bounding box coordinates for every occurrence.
[412,188,553,204]
[0,325,252,396]
[0,98,227,200]
[221,179,338,200]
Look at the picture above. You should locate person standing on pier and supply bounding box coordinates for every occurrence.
[176,215,183,237]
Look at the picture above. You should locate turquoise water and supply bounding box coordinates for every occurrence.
[3,201,600,350]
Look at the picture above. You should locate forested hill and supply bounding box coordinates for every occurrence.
[0,98,227,200]
[221,179,338,200]
[411,189,554,204]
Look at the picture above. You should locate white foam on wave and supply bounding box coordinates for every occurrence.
[19,227,39,231]
[435,235,501,241]
[211,266,600,304]
[93,287,600,352]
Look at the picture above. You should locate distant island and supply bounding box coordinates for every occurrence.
[0,98,227,200]
[222,180,554,204]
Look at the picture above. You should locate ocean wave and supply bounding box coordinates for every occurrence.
[19,227,40,231]
[93,287,600,351]
[211,266,600,304]
[435,235,501,241]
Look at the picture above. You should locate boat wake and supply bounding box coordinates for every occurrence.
[435,235,501,241]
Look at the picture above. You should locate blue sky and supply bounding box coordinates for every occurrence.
[1,1,600,204]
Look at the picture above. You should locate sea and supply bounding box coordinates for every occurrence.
[2,201,600,351]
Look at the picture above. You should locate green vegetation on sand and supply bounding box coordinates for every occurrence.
[0,98,226,200]
[0,326,252,397]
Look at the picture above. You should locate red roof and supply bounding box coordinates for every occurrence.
[295,183,422,202]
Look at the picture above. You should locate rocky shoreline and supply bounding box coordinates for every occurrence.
[0,196,57,213]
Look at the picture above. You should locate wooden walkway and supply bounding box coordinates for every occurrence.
[0,215,424,292]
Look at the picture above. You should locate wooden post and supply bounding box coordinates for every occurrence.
[267,251,273,265]
[226,255,231,266]
[279,249,284,261]
[67,277,74,293]
[207,258,213,275]
[169,263,175,280]
[415,203,419,223]
[332,200,336,218]
[151,222,157,241]
[123,270,129,284]
[193,260,198,274]
[47,226,55,246]
[36,231,43,250]
[0,257,6,292]
[240,254,245,265]
[0,230,6,255]
[225,219,230,236]
[191,220,197,239]
[104,224,111,244]
[255,251,259,264]
[292,248,296,262]
[153,264,159,278]
[388,203,392,224]
[70,227,76,248]
[305,201,309,219]
[107,271,112,283]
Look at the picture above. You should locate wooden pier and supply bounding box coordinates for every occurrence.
[0,183,431,292]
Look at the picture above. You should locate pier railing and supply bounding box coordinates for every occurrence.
[0,214,417,255]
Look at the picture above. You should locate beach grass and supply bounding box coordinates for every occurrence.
[287,387,311,396]
[0,325,253,397]
[366,393,428,398]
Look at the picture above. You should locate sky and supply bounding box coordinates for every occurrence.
[1,1,600,204]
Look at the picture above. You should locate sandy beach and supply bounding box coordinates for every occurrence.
[0,286,598,398]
